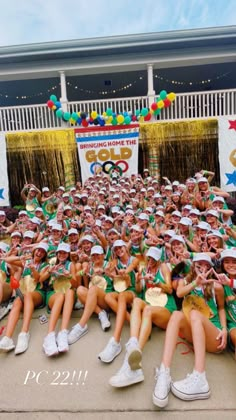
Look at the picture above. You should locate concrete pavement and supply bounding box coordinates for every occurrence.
[0,310,235,419]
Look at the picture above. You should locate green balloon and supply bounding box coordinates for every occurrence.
[141,107,148,117]
[63,112,71,121]
[50,94,58,103]
[135,109,140,116]
[56,109,63,118]
[154,109,161,115]
[159,90,167,100]
[111,117,117,125]
[124,116,131,124]
[106,108,113,116]
[71,112,78,121]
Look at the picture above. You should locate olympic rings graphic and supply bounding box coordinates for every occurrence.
[90,162,103,175]
[90,160,129,175]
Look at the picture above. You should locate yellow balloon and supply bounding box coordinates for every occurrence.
[139,116,144,122]
[117,115,124,124]
[91,111,98,119]
[52,105,57,110]
[70,118,76,125]
[108,116,113,123]
[167,92,176,102]
[157,100,164,109]
[102,112,107,118]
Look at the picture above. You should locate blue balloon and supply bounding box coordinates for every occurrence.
[100,119,105,126]
[123,112,128,117]
[77,117,82,125]
[55,101,61,109]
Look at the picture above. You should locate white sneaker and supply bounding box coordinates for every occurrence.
[74,300,84,310]
[15,332,30,355]
[98,310,111,331]
[0,305,11,320]
[98,337,122,363]
[152,364,171,408]
[109,362,144,388]
[127,345,142,370]
[57,329,69,353]
[0,336,15,353]
[68,323,88,345]
[171,370,210,401]
[43,332,59,357]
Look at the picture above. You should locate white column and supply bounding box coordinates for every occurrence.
[147,64,156,108]
[59,71,68,112]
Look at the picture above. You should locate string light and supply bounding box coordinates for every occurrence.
[0,84,59,100]
[154,72,230,86]
[0,70,231,102]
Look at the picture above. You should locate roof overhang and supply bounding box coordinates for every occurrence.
[0,26,236,81]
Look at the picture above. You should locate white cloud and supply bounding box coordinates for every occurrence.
[0,0,235,46]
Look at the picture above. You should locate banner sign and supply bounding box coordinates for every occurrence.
[0,133,10,206]
[218,117,236,192]
[75,124,139,183]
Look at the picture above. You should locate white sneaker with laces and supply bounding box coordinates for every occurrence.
[15,332,30,355]
[57,329,69,353]
[152,363,171,408]
[98,337,122,363]
[109,364,144,388]
[171,370,210,401]
[0,336,15,352]
[43,332,58,357]
[109,353,144,388]
[68,323,88,345]
[98,310,111,331]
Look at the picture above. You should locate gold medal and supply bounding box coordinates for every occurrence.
[145,287,168,307]
[89,275,107,290]
[19,275,36,293]
[182,295,211,320]
[113,275,128,293]
[53,276,71,293]
[0,270,7,283]
[45,202,57,214]
[26,203,36,212]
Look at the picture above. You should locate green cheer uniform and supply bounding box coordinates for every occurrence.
[188,286,222,329]
[42,198,58,220]
[89,261,114,294]
[46,260,72,307]
[117,256,142,298]
[0,260,10,284]
[22,261,49,307]
[26,197,40,218]
[143,267,177,313]
[223,285,236,332]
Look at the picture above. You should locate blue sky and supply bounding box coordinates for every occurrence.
[0,0,235,46]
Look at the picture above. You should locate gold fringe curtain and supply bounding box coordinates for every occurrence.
[5,120,219,207]
[139,119,219,183]
[6,130,80,206]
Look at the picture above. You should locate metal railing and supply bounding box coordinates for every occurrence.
[0,89,235,132]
